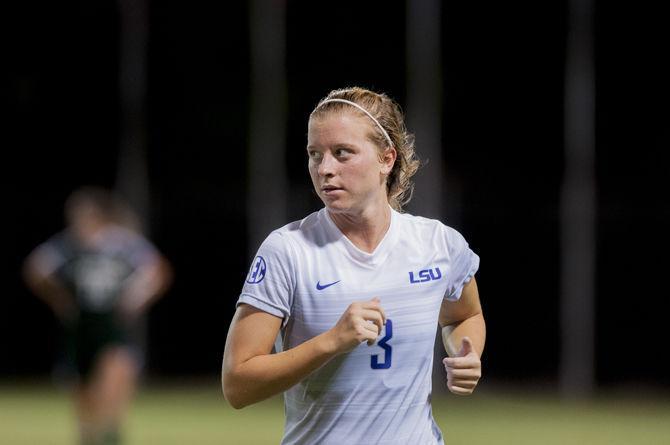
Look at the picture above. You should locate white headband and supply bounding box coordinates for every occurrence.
[317,98,394,148]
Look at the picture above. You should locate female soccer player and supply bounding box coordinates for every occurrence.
[24,187,172,445]
[222,87,485,444]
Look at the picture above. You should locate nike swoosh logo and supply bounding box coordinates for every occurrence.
[316,280,340,290]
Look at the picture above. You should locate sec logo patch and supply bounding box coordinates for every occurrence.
[246,256,267,284]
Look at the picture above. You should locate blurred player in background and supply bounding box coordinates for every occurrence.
[24,187,172,445]
[223,87,485,444]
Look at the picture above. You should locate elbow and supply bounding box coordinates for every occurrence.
[221,371,249,410]
[223,388,246,410]
[158,258,174,292]
[226,397,247,410]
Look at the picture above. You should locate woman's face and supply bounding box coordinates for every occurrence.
[307,111,395,214]
[68,203,107,243]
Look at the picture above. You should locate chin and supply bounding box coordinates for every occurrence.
[324,200,365,216]
[322,199,349,213]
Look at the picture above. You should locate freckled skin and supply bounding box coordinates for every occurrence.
[307,112,393,217]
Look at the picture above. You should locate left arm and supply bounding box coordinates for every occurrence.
[439,277,486,395]
[118,255,173,317]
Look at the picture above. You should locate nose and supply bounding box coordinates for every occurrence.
[317,151,336,177]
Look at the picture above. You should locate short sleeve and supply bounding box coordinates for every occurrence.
[237,231,295,326]
[126,234,161,269]
[443,226,480,301]
[29,234,69,277]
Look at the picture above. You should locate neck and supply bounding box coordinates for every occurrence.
[328,202,392,254]
[72,221,111,247]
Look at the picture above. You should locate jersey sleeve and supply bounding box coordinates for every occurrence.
[237,231,295,326]
[443,226,480,301]
[29,234,69,277]
[126,232,161,269]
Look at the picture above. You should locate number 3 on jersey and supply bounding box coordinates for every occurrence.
[371,319,393,369]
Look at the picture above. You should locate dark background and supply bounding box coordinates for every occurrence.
[3,0,668,389]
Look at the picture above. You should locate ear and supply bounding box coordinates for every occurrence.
[380,146,397,175]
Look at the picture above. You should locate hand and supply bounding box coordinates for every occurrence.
[116,294,143,322]
[328,298,386,354]
[443,337,481,395]
[53,302,78,325]
[49,293,78,325]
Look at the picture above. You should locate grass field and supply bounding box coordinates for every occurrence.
[1,381,669,444]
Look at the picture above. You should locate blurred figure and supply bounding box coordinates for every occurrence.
[23,187,172,445]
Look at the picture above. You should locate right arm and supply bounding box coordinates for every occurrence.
[23,248,76,321]
[222,298,385,409]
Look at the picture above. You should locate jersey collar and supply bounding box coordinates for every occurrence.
[320,206,400,268]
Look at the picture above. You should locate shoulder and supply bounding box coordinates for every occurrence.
[394,210,455,236]
[246,214,323,288]
[279,210,322,234]
[264,210,323,246]
[395,210,470,249]
[103,225,149,246]
[99,226,161,266]
[37,230,75,257]
[395,211,444,230]
[27,230,74,275]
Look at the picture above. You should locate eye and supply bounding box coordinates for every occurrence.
[334,148,351,158]
[308,150,322,162]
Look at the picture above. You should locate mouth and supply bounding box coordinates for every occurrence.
[321,185,342,192]
[321,185,344,196]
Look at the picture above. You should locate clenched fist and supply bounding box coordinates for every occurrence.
[327,297,386,354]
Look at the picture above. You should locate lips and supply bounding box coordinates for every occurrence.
[321,185,342,192]
[321,185,344,198]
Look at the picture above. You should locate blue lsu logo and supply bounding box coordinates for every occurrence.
[409,267,442,283]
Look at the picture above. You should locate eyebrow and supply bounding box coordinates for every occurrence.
[306,143,357,151]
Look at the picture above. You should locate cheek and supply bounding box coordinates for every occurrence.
[308,163,319,181]
[344,161,376,188]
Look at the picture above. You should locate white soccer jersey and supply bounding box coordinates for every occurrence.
[237,207,479,445]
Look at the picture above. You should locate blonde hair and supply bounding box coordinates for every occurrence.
[310,87,420,211]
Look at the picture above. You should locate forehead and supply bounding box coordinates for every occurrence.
[308,111,375,144]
